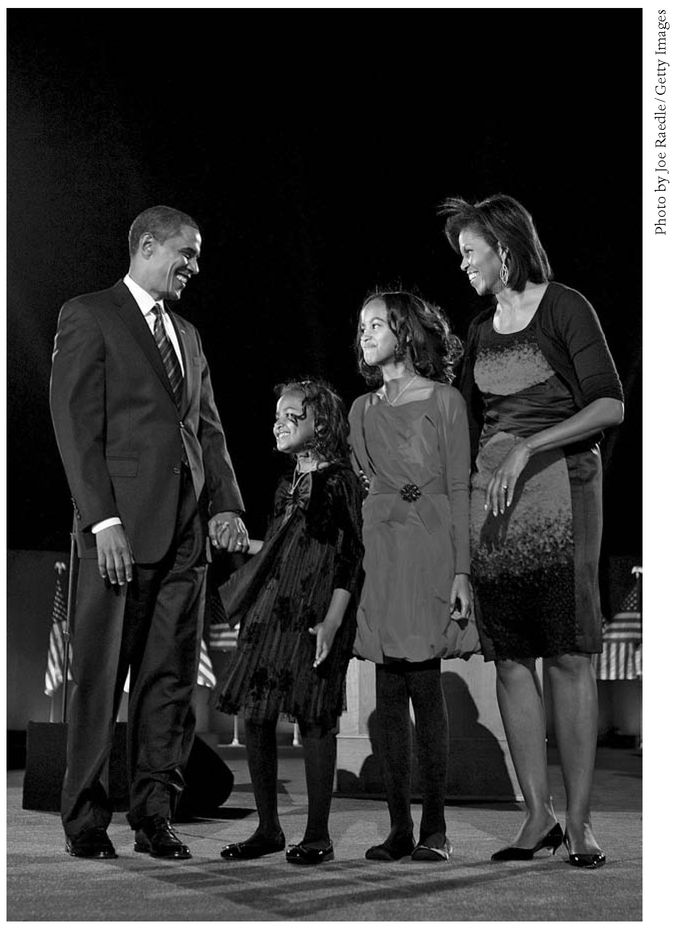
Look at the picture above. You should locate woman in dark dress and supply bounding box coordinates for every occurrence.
[440,194,624,868]
[215,379,364,865]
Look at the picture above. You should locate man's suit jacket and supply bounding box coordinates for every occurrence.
[50,279,244,564]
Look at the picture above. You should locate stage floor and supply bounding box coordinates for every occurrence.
[6,746,642,922]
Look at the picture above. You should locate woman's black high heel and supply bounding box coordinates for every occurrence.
[564,830,606,869]
[491,822,564,861]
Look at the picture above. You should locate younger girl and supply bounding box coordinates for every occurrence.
[349,290,476,863]
[216,379,364,865]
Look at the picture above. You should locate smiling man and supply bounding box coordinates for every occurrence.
[50,205,247,861]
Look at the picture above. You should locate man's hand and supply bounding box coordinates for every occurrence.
[210,512,249,552]
[96,525,134,585]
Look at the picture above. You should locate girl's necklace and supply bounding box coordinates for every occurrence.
[383,374,417,407]
[290,457,318,493]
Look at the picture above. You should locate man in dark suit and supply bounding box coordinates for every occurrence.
[50,205,248,860]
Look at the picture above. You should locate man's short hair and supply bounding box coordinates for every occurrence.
[128,205,200,256]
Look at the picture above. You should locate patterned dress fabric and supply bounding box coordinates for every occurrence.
[348,384,476,663]
[214,461,364,729]
[470,315,604,660]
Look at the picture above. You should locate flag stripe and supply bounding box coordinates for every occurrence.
[44,568,72,696]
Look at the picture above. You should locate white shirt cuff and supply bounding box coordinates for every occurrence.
[92,517,122,534]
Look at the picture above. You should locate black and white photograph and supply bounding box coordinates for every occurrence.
[4,0,663,922]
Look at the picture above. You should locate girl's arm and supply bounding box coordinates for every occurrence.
[309,588,351,667]
[439,386,473,618]
[309,469,365,666]
[348,396,372,492]
[439,386,471,576]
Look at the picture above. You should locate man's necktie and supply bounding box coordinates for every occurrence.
[152,304,183,407]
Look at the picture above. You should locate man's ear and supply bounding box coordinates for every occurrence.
[139,232,156,259]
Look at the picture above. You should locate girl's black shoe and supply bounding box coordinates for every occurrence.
[365,833,416,861]
[285,841,334,865]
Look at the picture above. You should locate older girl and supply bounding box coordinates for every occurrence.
[349,291,476,863]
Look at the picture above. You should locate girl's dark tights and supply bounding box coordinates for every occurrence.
[244,718,281,839]
[375,659,449,843]
[244,717,337,845]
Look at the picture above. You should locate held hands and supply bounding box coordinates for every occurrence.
[485,440,532,516]
[210,512,249,552]
[96,525,134,585]
[449,573,472,620]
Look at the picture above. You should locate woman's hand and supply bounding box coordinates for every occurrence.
[450,573,472,619]
[485,440,531,516]
[309,620,339,668]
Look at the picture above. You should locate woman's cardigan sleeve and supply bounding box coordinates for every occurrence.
[538,284,624,406]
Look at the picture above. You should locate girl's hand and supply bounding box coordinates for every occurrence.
[308,620,339,668]
[449,573,472,619]
[485,440,531,516]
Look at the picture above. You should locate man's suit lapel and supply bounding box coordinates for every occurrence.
[111,281,179,407]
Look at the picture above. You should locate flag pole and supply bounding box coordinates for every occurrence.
[60,512,77,723]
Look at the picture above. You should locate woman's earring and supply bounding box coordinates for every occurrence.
[499,254,509,287]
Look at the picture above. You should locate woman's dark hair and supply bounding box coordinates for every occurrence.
[439,194,553,292]
[355,289,463,386]
[275,378,351,462]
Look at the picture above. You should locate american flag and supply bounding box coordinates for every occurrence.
[208,624,238,651]
[123,637,217,691]
[196,637,217,689]
[44,562,72,697]
[595,566,642,680]
[206,568,238,651]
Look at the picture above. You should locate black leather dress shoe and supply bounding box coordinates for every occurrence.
[220,833,286,860]
[285,841,334,865]
[65,828,117,859]
[134,817,192,859]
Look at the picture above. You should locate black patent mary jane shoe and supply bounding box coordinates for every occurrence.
[285,841,334,865]
[220,832,286,860]
[564,831,606,869]
[491,822,564,861]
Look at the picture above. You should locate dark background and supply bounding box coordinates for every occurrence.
[6,8,642,556]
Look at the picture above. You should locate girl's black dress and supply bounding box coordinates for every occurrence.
[215,461,364,729]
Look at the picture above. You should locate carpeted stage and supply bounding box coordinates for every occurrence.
[5,744,641,922]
